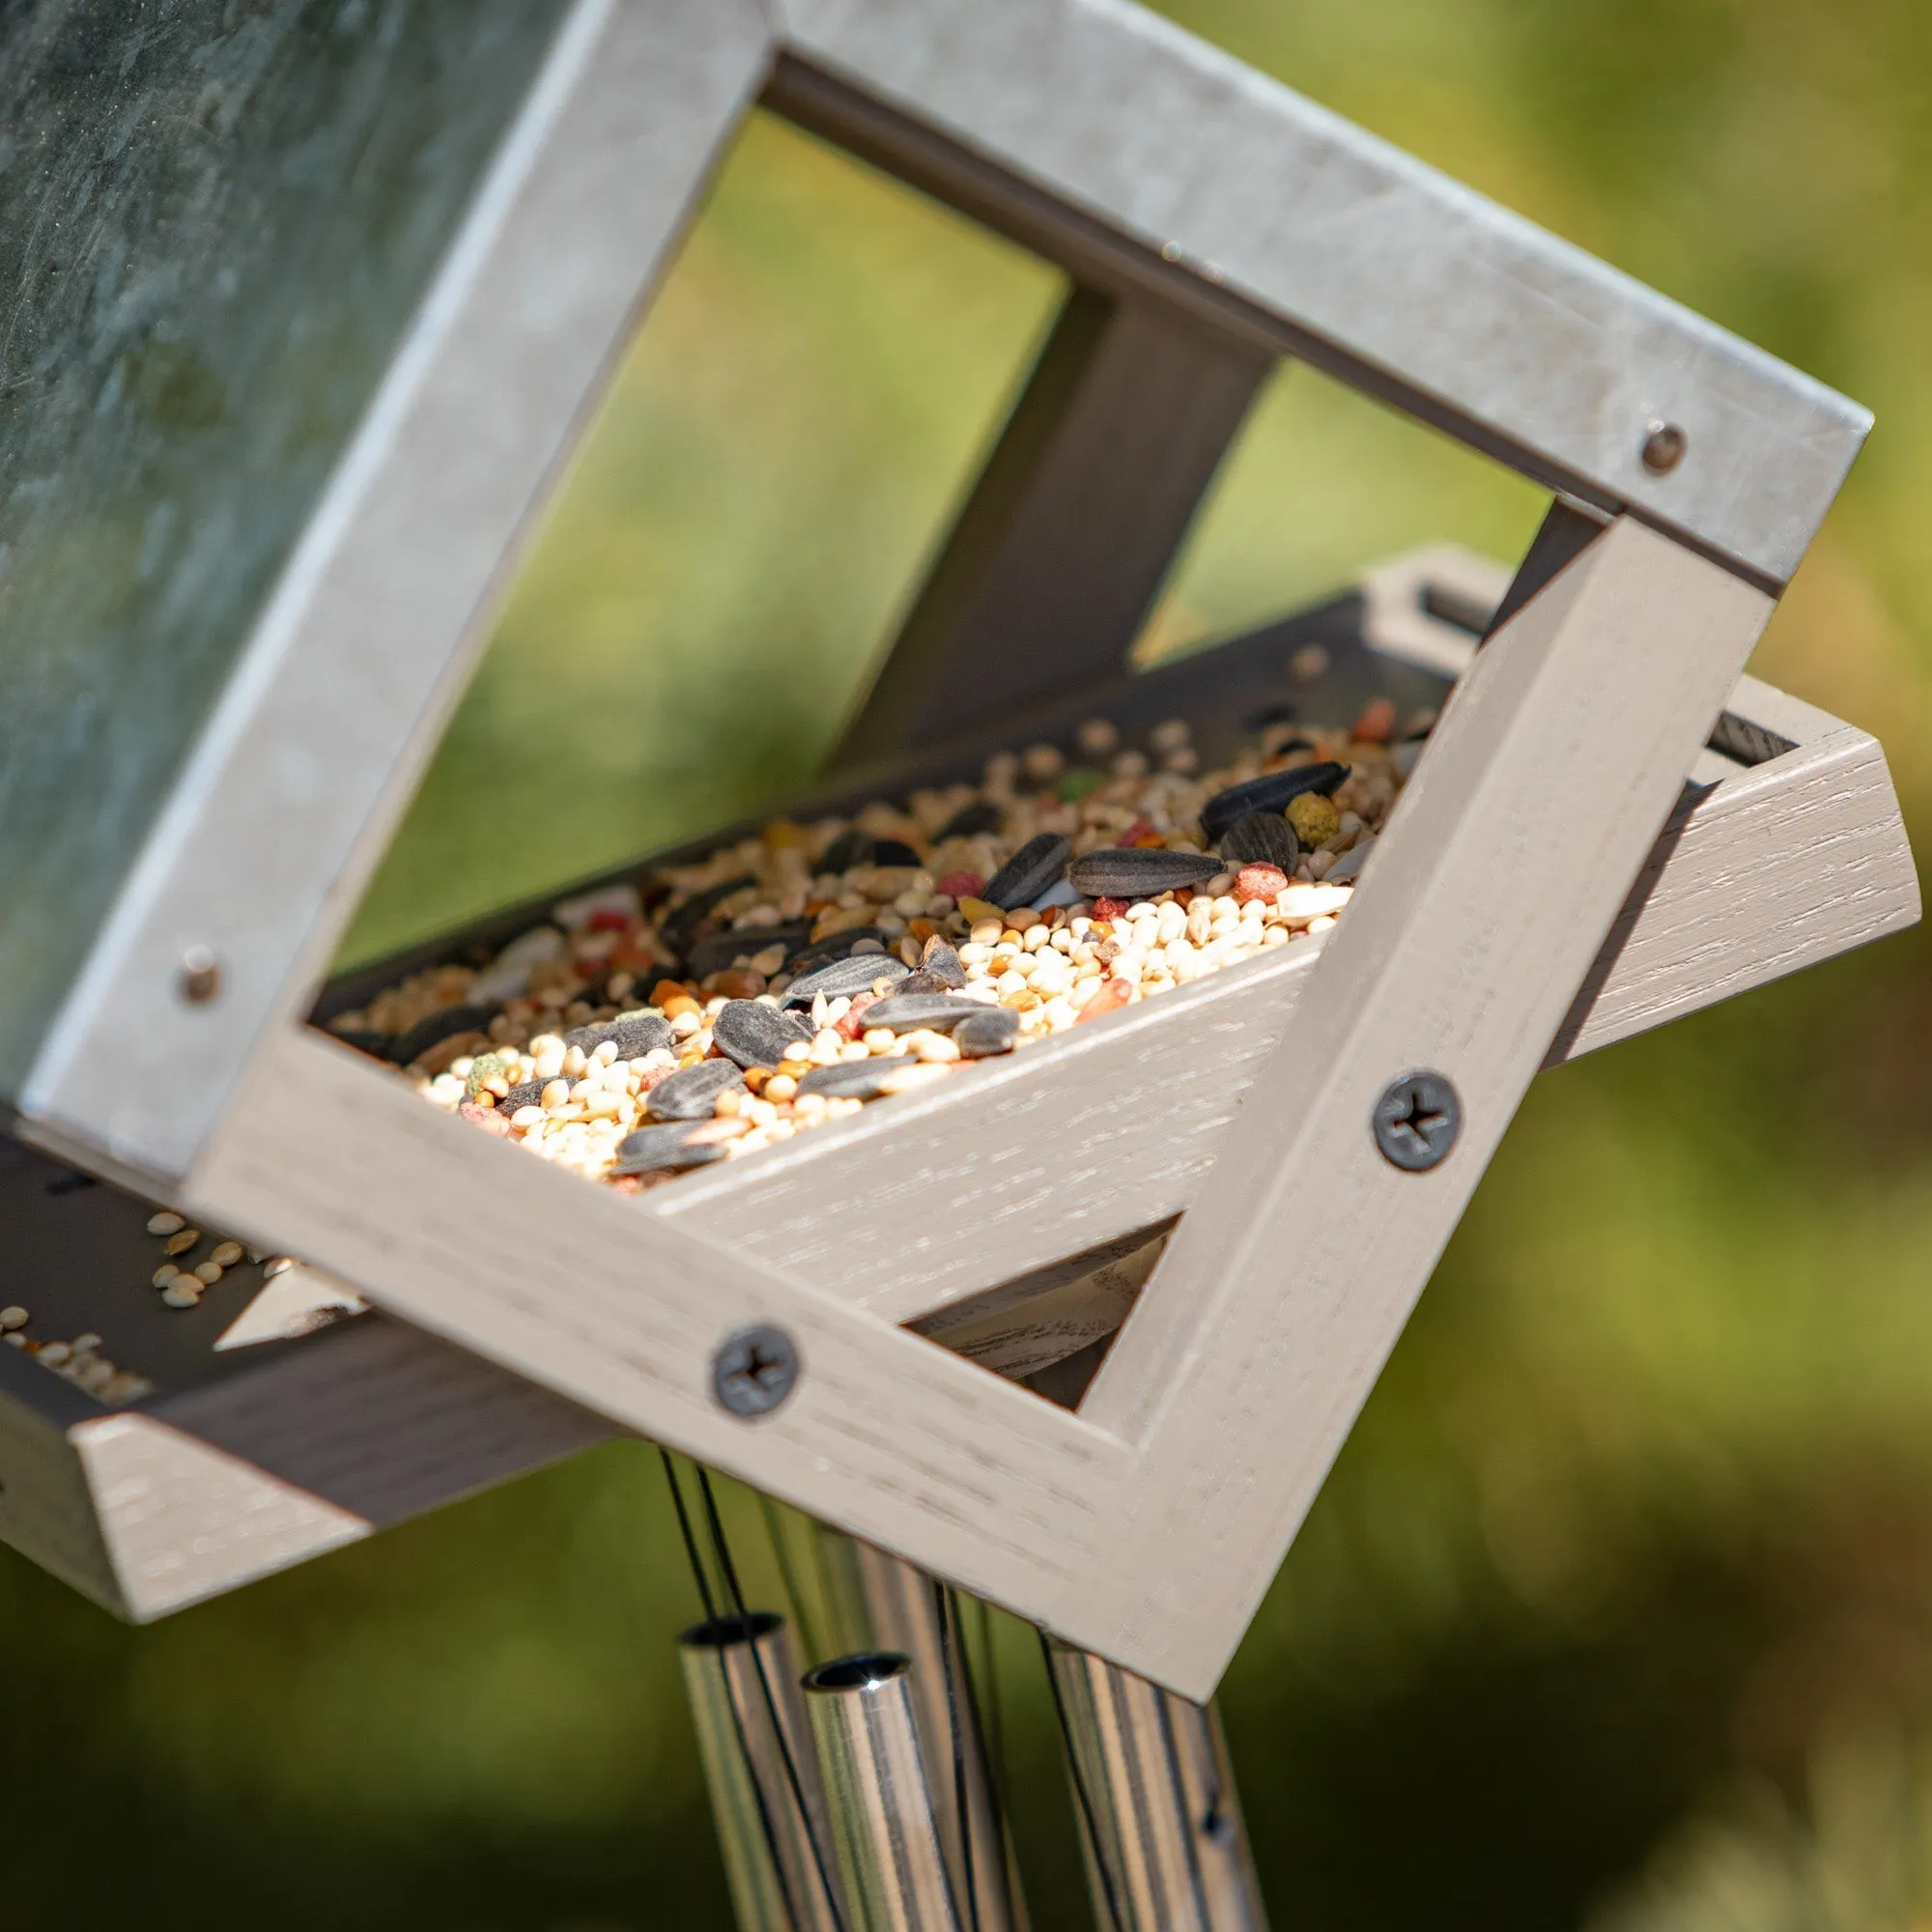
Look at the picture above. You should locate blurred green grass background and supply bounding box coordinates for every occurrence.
[7,4,1931,1927]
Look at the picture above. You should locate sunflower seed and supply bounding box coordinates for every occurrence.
[817,831,922,873]
[711,1001,815,1070]
[920,939,967,988]
[611,1123,724,1177]
[646,1058,745,1120]
[661,875,754,957]
[1200,761,1350,842]
[894,970,952,996]
[983,833,1070,910]
[565,1011,675,1060]
[787,927,889,975]
[686,922,813,980]
[858,994,988,1034]
[779,952,910,1009]
[1067,848,1221,899]
[936,798,1005,839]
[1216,811,1300,870]
[818,829,872,874]
[955,1008,1020,1057]
[796,1056,922,1099]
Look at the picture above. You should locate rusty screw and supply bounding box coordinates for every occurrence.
[178,946,222,1005]
[1640,420,1689,474]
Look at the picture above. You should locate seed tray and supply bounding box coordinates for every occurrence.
[311,548,1918,1327]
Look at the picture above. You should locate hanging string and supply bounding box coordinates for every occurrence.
[659,1450,803,1932]
[1038,1632,1124,1932]
[975,1597,1009,1816]
[758,1492,826,1664]
[696,1466,850,1932]
[933,1581,981,1932]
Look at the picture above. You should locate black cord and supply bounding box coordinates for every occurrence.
[1038,1632,1124,1932]
[976,1597,1008,1814]
[696,1467,849,1932]
[759,1492,825,1663]
[659,1451,802,1931]
[933,1581,980,1932]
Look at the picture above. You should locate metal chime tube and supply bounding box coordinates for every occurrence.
[803,1652,962,1932]
[679,1612,845,1932]
[820,1536,1028,1929]
[1044,1640,1268,1932]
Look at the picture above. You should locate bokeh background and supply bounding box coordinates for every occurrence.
[6,3,1931,1926]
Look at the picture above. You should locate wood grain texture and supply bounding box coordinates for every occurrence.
[774,0,1868,585]
[0,1302,619,1621]
[188,521,1862,1697]
[1548,724,1919,1062]
[71,1413,371,1620]
[654,684,1916,1326]
[47,648,1908,1646]
[1079,518,1776,1691]
[187,1028,1135,1631]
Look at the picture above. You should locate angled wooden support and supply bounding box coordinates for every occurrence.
[835,284,1269,764]
[1078,517,1775,1690]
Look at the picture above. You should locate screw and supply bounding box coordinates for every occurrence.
[712,1323,800,1417]
[178,946,222,1005]
[1640,420,1688,474]
[1372,1071,1461,1172]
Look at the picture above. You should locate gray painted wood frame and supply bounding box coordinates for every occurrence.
[1079,518,1776,1685]
[2,1,1908,1690]
[5,606,1913,1624]
[159,529,1910,1698]
[7,573,1912,1626]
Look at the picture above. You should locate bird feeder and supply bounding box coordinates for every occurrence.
[0,0,1918,1725]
